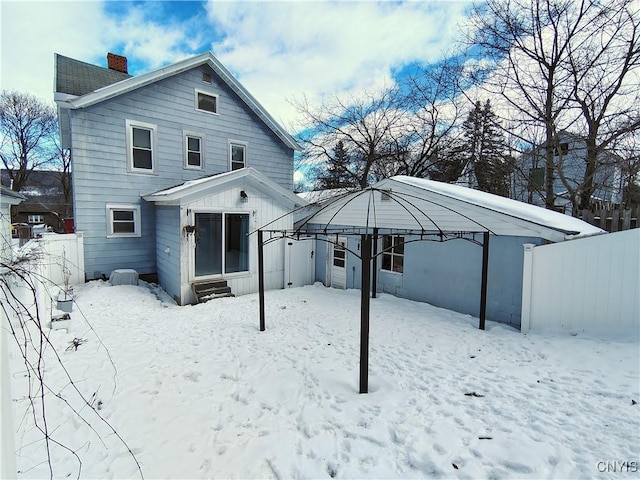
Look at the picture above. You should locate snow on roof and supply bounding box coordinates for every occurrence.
[143,168,306,208]
[296,188,354,204]
[393,176,604,238]
[297,176,605,242]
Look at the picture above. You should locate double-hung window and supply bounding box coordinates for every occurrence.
[381,235,404,273]
[184,133,204,169]
[106,204,141,238]
[230,142,246,170]
[27,214,44,224]
[126,120,157,173]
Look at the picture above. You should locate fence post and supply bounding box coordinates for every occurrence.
[0,307,17,478]
[521,244,536,333]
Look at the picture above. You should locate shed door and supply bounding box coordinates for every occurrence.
[284,238,315,288]
[330,237,347,289]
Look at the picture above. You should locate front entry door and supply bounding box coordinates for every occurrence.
[330,236,347,289]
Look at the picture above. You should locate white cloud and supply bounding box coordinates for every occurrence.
[1,1,112,104]
[0,1,205,104]
[205,1,470,127]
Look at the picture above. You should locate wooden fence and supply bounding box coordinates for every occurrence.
[575,206,638,232]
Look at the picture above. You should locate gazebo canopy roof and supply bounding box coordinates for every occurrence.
[295,176,604,243]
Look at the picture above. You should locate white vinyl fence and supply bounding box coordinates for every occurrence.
[521,229,640,335]
[0,232,84,476]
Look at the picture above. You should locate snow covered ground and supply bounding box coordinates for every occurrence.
[12,281,640,479]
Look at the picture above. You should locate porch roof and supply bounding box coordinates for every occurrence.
[142,167,306,208]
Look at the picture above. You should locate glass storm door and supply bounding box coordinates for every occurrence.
[194,213,249,277]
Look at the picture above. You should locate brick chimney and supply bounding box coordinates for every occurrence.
[107,52,128,73]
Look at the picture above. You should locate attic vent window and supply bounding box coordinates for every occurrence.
[202,72,212,84]
[195,89,218,114]
[381,189,392,201]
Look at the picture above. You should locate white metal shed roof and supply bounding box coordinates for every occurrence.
[297,176,604,242]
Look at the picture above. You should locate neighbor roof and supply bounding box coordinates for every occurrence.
[55,54,131,97]
[296,176,605,242]
[54,51,301,151]
[1,186,26,206]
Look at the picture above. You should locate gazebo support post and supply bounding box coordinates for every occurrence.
[258,229,265,331]
[479,232,489,330]
[371,228,378,299]
[359,233,372,394]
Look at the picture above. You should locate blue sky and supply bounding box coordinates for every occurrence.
[1,0,472,132]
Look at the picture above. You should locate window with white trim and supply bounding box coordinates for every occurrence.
[126,120,157,173]
[195,89,218,114]
[106,204,141,238]
[230,142,246,171]
[27,214,44,224]
[184,133,203,169]
[381,235,404,273]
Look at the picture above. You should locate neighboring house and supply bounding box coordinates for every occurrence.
[54,51,304,304]
[514,132,623,213]
[0,186,26,263]
[296,177,603,329]
[1,170,72,233]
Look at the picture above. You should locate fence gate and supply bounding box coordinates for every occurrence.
[284,237,315,288]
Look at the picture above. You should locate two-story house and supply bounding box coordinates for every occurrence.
[513,132,623,214]
[54,52,305,304]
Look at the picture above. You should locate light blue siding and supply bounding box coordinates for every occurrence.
[313,231,542,329]
[155,206,181,303]
[70,65,294,278]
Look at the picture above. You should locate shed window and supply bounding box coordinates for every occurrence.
[106,204,141,238]
[381,235,404,273]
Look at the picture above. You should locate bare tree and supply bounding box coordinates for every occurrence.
[0,91,57,191]
[50,130,73,218]
[374,57,466,180]
[292,86,407,189]
[468,0,593,209]
[563,0,640,209]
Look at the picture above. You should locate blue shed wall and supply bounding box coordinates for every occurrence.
[313,231,542,329]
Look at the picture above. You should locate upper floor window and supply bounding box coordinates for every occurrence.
[530,167,545,189]
[195,89,218,114]
[553,142,569,156]
[230,142,246,171]
[184,133,203,169]
[27,214,44,224]
[106,204,141,238]
[126,120,157,173]
[381,235,404,274]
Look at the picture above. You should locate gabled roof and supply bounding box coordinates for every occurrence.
[54,51,301,151]
[297,176,605,242]
[1,186,26,206]
[55,54,131,97]
[142,167,307,208]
